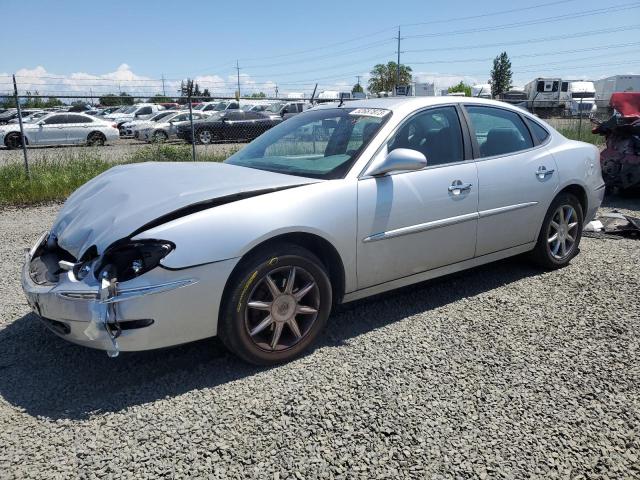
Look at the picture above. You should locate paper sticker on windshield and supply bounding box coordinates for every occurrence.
[349,108,389,118]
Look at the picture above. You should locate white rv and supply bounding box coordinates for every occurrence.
[523,78,562,114]
[560,81,597,116]
[594,75,640,110]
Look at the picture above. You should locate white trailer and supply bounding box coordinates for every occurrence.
[471,84,492,98]
[594,75,640,109]
[523,77,563,114]
[560,80,597,116]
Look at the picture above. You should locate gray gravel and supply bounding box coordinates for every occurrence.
[0,199,639,479]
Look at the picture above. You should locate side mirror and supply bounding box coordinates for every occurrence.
[366,148,427,177]
[37,121,45,126]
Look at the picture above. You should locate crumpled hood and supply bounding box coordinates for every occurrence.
[51,162,316,258]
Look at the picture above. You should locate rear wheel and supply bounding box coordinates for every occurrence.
[530,193,583,269]
[87,132,106,146]
[219,243,332,365]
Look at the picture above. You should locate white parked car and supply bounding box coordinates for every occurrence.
[138,111,211,142]
[105,103,165,129]
[21,97,604,364]
[1,112,119,148]
[119,110,178,138]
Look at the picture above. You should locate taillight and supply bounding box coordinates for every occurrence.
[112,123,117,129]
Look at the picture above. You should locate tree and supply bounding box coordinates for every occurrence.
[448,81,472,97]
[202,88,212,101]
[248,92,266,98]
[352,83,364,94]
[490,51,512,98]
[367,62,412,94]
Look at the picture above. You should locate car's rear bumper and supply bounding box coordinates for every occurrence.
[587,182,606,222]
[21,237,239,355]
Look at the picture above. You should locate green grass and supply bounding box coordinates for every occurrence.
[0,144,236,206]
[557,124,605,147]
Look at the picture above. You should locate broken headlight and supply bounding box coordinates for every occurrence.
[96,240,174,282]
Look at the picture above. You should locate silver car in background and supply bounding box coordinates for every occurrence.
[1,112,119,148]
[21,97,604,364]
[138,111,211,142]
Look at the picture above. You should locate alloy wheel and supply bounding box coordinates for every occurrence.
[244,265,320,352]
[547,204,579,260]
[198,129,212,144]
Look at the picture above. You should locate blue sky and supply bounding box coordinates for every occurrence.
[1,0,639,97]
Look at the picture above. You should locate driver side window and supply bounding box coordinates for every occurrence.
[388,106,464,166]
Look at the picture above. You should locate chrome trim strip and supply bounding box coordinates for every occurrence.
[55,279,197,303]
[103,279,198,304]
[478,201,538,219]
[363,212,478,243]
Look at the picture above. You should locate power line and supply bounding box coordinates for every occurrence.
[403,25,640,53]
[404,2,640,39]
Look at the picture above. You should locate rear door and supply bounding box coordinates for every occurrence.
[464,105,559,256]
[65,114,94,144]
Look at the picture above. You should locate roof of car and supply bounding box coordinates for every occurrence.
[314,96,519,111]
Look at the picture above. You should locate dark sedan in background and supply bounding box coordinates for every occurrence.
[177,110,283,144]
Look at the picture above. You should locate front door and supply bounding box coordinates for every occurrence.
[32,113,68,145]
[464,105,559,256]
[357,105,478,289]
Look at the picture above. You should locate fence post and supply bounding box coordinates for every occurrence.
[187,91,196,162]
[12,74,30,178]
[578,96,583,141]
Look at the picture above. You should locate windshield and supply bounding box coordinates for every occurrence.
[122,106,138,114]
[193,104,206,110]
[225,107,390,179]
[266,102,285,113]
[151,111,174,121]
[214,102,229,111]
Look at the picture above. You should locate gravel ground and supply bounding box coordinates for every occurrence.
[0,199,638,479]
[0,139,243,166]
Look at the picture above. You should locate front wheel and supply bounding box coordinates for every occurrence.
[5,132,23,149]
[530,193,584,269]
[219,243,332,365]
[196,128,214,145]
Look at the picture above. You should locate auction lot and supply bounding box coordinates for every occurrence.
[0,198,638,478]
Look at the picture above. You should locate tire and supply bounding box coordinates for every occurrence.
[5,132,23,149]
[196,128,214,145]
[152,130,168,143]
[530,193,584,269]
[87,132,106,146]
[219,243,332,365]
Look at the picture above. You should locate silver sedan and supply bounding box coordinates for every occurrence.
[22,97,605,364]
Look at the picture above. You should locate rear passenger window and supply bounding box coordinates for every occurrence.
[527,119,550,143]
[67,114,93,123]
[388,106,464,166]
[466,106,533,158]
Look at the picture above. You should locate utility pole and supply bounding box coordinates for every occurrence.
[396,26,401,91]
[12,74,29,177]
[356,75,361,88]
[161,74,166,96]
[236,60,241,104]
[275,84,278,98]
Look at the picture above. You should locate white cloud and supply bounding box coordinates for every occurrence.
[1,65,284,99]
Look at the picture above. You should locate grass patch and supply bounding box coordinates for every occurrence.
[557,124,605,147]
[0,144,235,206]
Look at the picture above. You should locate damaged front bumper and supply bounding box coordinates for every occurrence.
[21,234,239,356]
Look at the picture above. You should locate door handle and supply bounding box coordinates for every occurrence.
[448,180,473,196]
[536,166,554,180]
